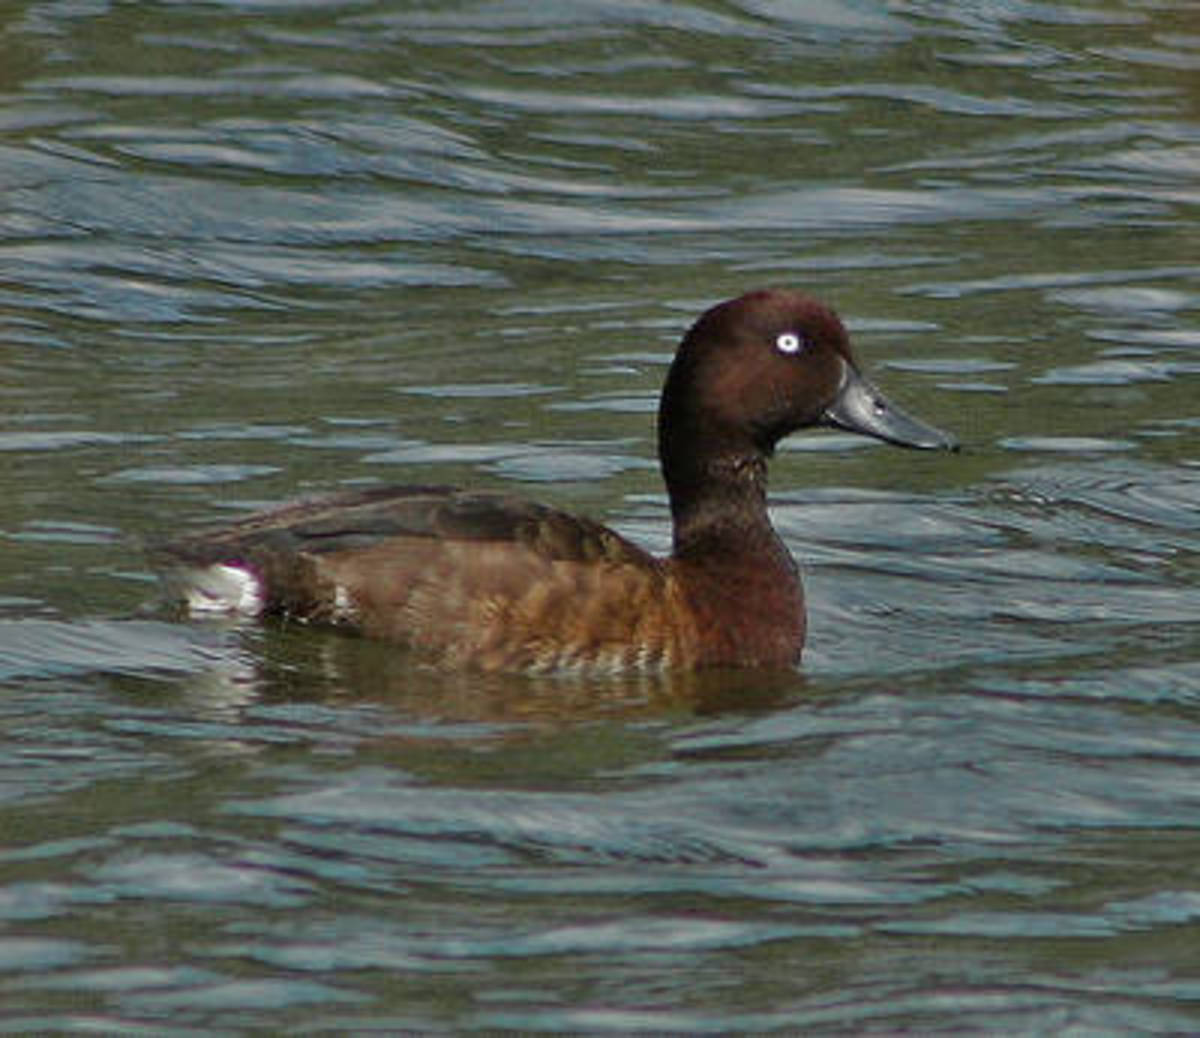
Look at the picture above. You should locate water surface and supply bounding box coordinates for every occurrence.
[2,0,1200,1031]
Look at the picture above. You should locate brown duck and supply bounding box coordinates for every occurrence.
[161,289,957,674]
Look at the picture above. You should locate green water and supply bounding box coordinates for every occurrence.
[2,1,1199,1031]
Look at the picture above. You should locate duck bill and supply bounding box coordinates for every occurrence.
[822,363,958,450]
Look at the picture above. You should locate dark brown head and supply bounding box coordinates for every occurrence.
[658,289,957,510]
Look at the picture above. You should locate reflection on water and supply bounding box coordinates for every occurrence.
[3,0,1200,1031]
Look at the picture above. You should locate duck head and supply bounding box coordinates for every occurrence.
[658,289,957,509]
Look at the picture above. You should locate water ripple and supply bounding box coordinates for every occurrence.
[3,0,1200,1031]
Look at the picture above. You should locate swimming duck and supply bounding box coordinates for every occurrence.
[162,289,956,674]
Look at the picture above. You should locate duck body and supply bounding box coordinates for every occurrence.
[166,484,803,673]
[161,290,956,674]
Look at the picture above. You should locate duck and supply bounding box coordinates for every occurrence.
[160,289,957,674]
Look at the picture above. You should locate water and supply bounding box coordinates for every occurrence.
[3,0,1200,1030]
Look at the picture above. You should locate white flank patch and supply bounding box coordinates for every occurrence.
[331,584,357,622]
[181,563,265,617]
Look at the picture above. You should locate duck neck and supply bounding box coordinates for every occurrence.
[664,449,791,567]
[656,351,794,571]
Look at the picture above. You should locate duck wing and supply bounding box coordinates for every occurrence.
[162,485,654,567]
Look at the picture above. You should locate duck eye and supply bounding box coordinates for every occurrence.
[775,331,806,355]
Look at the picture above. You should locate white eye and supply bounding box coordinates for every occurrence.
[776,331,804,355]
